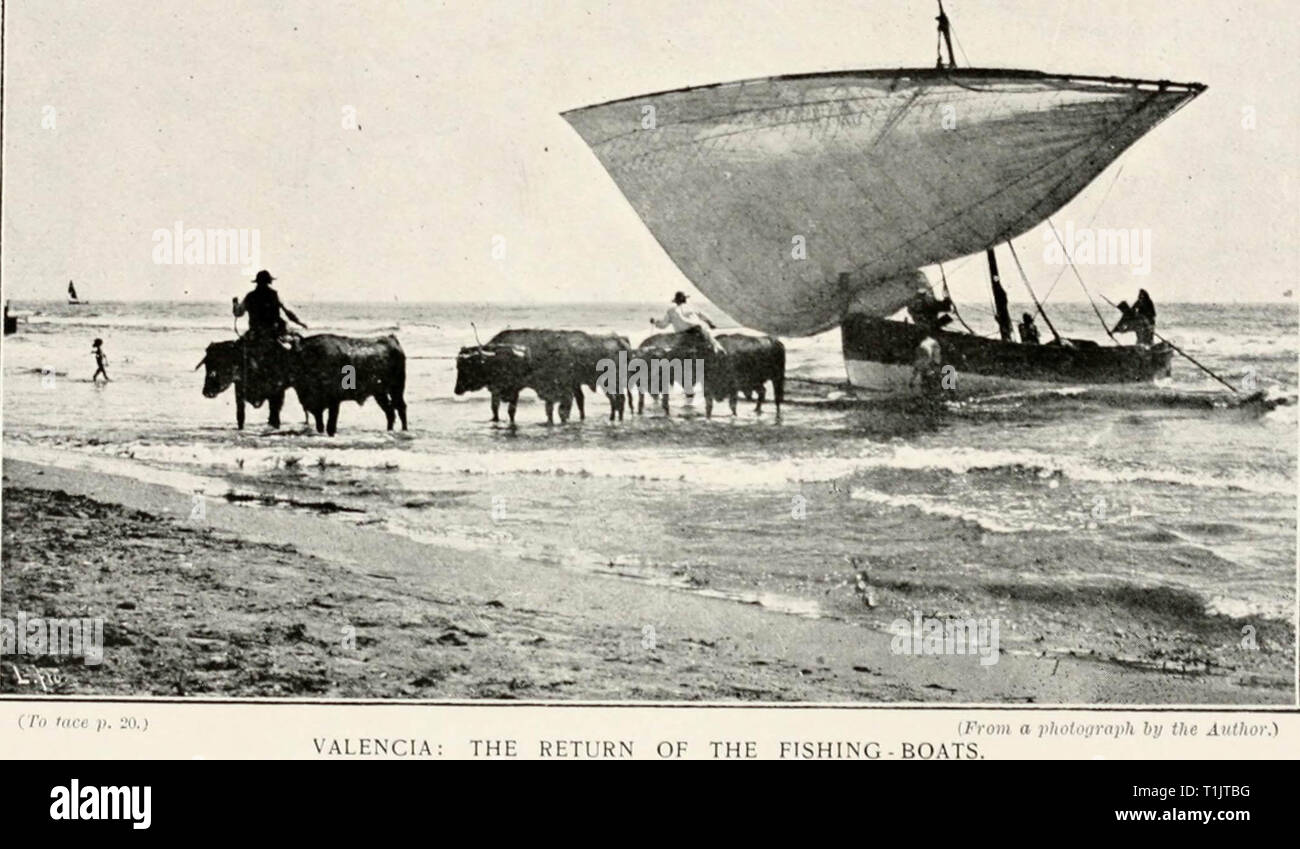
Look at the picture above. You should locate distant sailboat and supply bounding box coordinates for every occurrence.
[67,279,89,305]
[564,3,1203,391]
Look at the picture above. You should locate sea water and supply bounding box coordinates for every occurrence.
[3,300,1295,637]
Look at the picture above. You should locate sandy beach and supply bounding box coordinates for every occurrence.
[2,458,1289,703]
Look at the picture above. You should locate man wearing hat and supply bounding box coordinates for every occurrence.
[233,270,308,342]
[651,291,724,354]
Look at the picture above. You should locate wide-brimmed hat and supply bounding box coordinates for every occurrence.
[252,270,276,285]
[672,291,688,304]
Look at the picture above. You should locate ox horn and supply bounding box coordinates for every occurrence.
[194,355,207,371]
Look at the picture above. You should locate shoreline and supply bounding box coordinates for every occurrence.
[1,458,1290,704]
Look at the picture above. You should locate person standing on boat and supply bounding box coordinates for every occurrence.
[1135,289,1157,327]
[1018,312,1041,345]
[233,270,308,344]
[67,281,78,301]
[651,291,724,354]
[906,290,953,335]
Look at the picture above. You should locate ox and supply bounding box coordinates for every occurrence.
[293,334,407,435]
[701,334,785,418]
[196,338,288,430]
[632,329,710,415]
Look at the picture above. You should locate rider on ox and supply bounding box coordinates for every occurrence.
[652,291,725,354]
[217,269,308,429]
[234,270,308,343]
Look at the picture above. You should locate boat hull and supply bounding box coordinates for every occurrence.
[842,315,1173,393]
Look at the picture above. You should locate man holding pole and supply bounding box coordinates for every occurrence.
[1101,292,1239,394]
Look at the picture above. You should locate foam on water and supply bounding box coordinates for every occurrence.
[4,442,234,499]
[61,434,1294,501]
[849,488,1060,534]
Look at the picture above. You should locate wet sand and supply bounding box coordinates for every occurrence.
[1,459,1291,703]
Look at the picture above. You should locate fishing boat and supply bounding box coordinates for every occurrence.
[563,4,1204,393]
[841,314,1171,392]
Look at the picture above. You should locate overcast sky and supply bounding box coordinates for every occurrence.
[2,0,1295,308]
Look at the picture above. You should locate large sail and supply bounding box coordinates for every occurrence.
[563,69,1204,335]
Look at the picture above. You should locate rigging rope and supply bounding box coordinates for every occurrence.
[1046,219,1120,344]
[1041,165,1124,303]
[952,31,972,67]
[1005,239,1061,343]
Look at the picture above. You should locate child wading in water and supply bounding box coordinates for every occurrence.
[91,338,110,383]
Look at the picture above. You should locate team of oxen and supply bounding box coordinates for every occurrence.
[197,327,785,433]
[197,334,408,435]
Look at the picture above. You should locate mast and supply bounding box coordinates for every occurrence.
[986,248,1013,342]
[936,1,957,69]
[943,3,1013,342]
